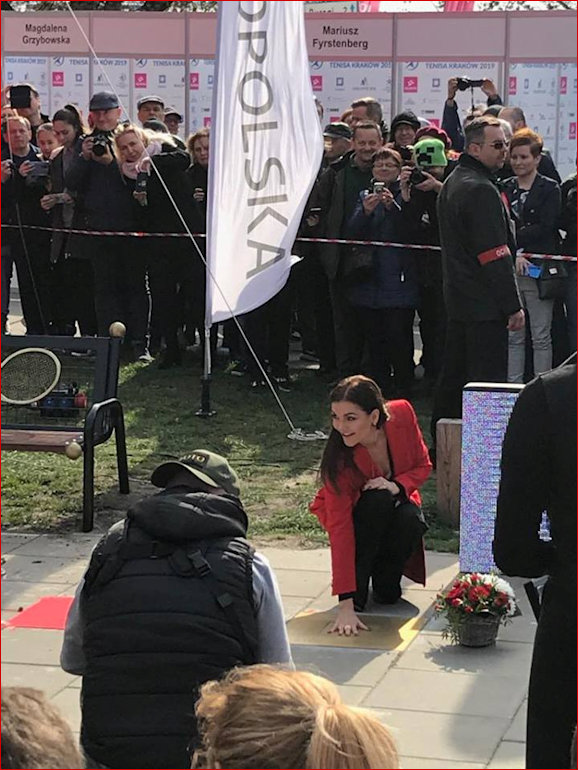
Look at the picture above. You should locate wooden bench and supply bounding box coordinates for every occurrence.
[1,335,129,532]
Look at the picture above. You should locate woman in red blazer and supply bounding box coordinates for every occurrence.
[310,375,432,636]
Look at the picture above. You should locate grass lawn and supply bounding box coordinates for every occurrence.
[1,355,459,552]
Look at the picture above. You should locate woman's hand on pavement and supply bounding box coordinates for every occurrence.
[329,599,369,636]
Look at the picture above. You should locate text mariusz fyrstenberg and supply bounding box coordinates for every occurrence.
[311,26,369,52]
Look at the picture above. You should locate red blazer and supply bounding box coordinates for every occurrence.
[310,399,432,596]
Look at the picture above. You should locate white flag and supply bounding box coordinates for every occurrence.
[206,1,323,325]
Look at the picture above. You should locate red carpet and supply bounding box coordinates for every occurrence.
[4,596,74,630]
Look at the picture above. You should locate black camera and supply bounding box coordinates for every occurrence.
[9,84,32,109]
[26,160,50,179]
[409,167,427,186]
[398,146,413,164]
[133,171,149,207]
[90,131,113,157]
[25,160,51,187]
[456,77,485,91]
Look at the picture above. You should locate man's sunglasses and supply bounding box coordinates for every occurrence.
[475,140,509,150]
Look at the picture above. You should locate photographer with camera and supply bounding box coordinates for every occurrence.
[400,137,449,388]
[344,148,418,398]
[7,82,49,146]
[65,91,150,359]
[115,123,198,369]
[442,77,502,153]
[1,115,53,334]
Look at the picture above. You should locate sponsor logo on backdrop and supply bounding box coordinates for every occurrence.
[560,76,567,94]
[570,123,577,140]
[52,71,64,86]
[311,75,323,91]
[190,72,199,89]
[135,73,147,88]
[403,76,418,93]
[509,76,517,95]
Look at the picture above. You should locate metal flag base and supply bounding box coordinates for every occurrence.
[288,428,328,442]
[195,375,217,419]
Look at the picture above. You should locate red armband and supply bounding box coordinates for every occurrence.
[477,244,511,266]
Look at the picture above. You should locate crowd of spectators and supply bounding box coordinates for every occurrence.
[2,78,577,770]
[1,80,576,421]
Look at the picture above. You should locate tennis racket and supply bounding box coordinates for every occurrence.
[1,348,62,405]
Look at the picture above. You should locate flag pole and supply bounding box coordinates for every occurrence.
[195,0,225,420]
[195,325,216,418]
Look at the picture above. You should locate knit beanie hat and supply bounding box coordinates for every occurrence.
[413,137,448,168]
[415,124,452,150]
[389,110,420,138]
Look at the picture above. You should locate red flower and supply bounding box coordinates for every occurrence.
[451,598,463,607]
[464,605,474,613]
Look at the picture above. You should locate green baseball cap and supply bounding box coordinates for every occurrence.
[151,450,240,496]
[413,137,448,169]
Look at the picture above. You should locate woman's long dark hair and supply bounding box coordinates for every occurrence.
[52,104,86,143]
[319,375,389,491]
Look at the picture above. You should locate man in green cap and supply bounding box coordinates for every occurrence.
[61,450,291,770]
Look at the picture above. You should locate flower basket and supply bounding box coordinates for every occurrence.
[434,573,516,646]
[457,612,501,647]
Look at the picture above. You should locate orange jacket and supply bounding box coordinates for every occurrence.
[310,399,432,595]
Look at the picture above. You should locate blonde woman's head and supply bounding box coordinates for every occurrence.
[193,665,398,769]
[114,122,175,163]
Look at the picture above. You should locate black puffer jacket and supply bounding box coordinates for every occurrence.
[80,489,258,770]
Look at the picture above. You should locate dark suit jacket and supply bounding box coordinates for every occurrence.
[503,173,561,254]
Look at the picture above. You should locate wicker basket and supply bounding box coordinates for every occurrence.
[458,613,500,647]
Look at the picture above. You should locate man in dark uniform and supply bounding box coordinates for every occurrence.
[431,115,524,449]
[494,354,577,769]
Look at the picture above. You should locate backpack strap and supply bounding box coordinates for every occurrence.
[175,546,257,665]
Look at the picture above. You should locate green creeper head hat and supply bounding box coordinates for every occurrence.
[413,137,448,169]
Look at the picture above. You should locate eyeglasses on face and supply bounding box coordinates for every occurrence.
[477,140,509,150]
[373,163,400,169]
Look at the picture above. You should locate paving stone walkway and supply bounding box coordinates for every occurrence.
[1,532,534,768]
